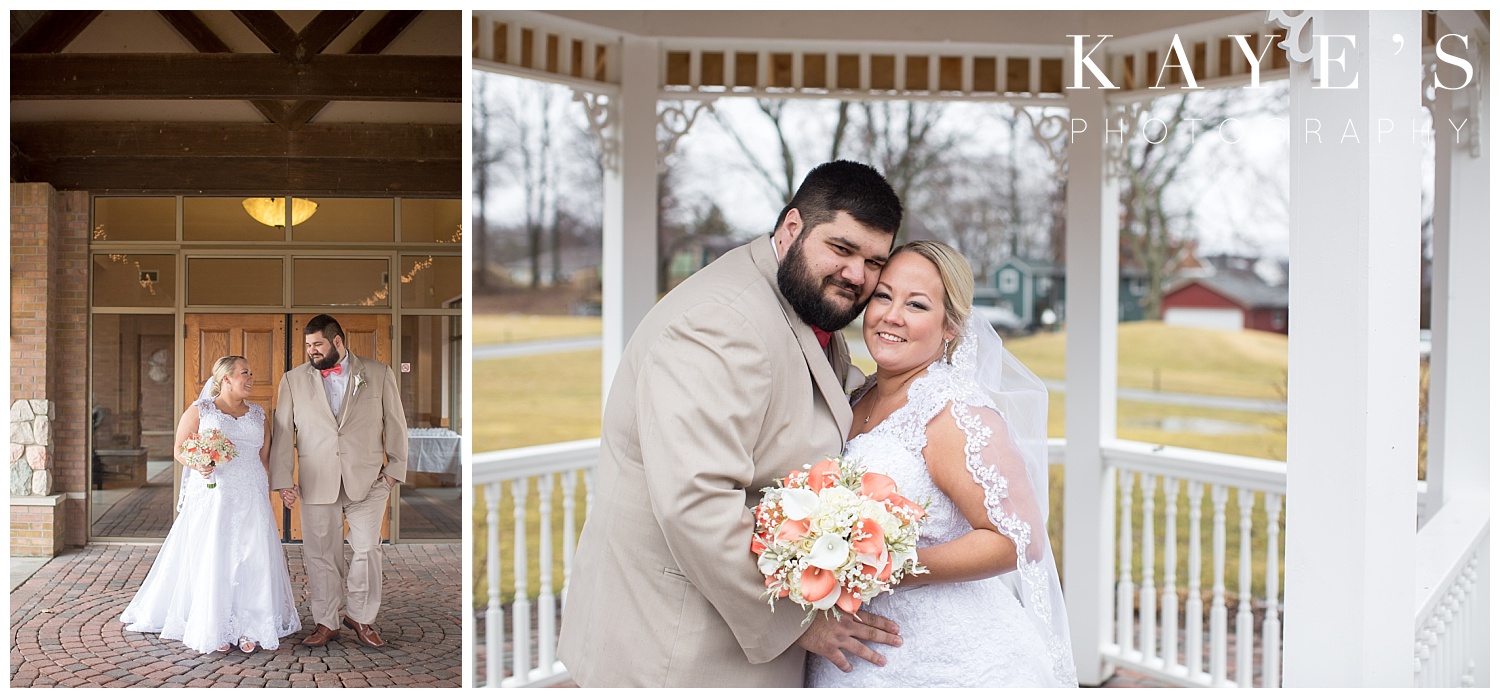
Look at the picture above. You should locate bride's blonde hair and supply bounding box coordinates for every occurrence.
[889,240,973,362]
[208,356,248,398]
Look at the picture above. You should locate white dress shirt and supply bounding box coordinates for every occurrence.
[320,353,351,419]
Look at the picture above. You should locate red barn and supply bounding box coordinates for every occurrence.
[1161,270,1289,334]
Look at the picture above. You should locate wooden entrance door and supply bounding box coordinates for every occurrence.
[183,313,289,535]
[291,314,395,542]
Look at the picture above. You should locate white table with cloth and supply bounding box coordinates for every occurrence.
[407,427,460,484]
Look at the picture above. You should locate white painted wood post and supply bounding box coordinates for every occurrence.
[511,477,532,681]
[1187,481,1204,677]
[485,482,504,687]
[1063,83,1122,686]
[561,471,578,608]
[1140,473,1158,663]
[1424,14,1490,521]
[1118,470,1135,655]
[1281,10,1423,687]
[1264,492,1283,687]
[1210,484,1227,685]
[1236,489,1254,686]
[1162,477,1180,671]
[536,474,557,673]
[602,35,661,399]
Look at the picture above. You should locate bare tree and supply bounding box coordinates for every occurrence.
[471,73,505,291]
[498,81,564,289]
[1119,89,1254,319]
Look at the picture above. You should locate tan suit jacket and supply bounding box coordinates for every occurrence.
[270,353,408,504]
[557,239,866,687]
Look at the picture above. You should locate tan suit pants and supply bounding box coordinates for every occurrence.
[301,478,391,628]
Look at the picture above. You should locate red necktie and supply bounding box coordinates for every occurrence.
[812,327,832,349]
[321,364,343,377]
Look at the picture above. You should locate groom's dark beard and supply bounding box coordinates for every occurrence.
[310,346,342,371]
[777,236,867,332]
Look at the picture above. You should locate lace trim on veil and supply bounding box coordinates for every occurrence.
[889,323,1077,686]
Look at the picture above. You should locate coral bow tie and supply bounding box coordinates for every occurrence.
[321,364,343,377]
[812,327,832,349]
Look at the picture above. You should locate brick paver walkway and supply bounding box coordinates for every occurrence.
[10,543,461,688]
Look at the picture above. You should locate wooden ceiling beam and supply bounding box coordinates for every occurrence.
[11,54,461,101]
[17,156,460,197]
[157,10,293,126]
[11,10,102,54]
[11,122,462,161]
[232,10,300,57]
[288,10,425,128]
[299,11,365,59]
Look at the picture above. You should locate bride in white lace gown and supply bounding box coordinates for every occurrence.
[120,356,301,654]
[806,242,1076,687]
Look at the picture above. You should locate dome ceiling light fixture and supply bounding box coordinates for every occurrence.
[242,197,318,228]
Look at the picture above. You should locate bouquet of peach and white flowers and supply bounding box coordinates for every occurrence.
[751,456,928,621]
[179,428,238,489]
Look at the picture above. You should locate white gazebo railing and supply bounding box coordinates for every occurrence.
[1099,441,1287,688]
[1412,495,1490,688]
[477,437,1297,688]
[473,439,598,688]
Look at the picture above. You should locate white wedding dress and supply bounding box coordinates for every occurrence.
[806,320,1076,687]
[120,398,301,652]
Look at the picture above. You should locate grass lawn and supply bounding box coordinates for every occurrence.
[473,314,602,346]
[474,323,1295,608]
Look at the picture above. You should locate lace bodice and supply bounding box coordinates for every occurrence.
[806,359,1074,687]
[845,362,982,548]
[179,398,267,510]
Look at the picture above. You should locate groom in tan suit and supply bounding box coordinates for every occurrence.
[559,161,904,686]
[271,314,408,648]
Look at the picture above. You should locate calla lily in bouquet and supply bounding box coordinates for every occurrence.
[751,456,928,622]
[178,428,238,489]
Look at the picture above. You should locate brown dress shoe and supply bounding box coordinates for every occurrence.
[342,616,385,647]
[302,624,340,647]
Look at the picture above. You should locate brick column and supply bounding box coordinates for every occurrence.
[11,183,91,555]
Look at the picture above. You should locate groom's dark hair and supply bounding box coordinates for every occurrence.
[772,160,903,241]
[304,314,345,343]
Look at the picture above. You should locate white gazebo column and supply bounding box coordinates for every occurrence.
[601,35,661,398]
[1423,18,1489,516]
[1062,86,1121,686]
[1279,11,1422,687]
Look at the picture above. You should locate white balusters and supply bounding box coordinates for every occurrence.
[1210,485,1228,685]
[1140,473,1157,663]
[536,474,557,674]
[1263,493,1282,688]
[1186,481,1204,678]
[511,477,531,681]
[485,482,504,687]
[1162,477,1180,672]
[1236,489,1254,686]
[1118,469,1136,654]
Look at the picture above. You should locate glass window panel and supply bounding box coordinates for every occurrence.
[187,258,283,306]
[398,314,461,539]
[399,199,462,243]
[291,198,394,242]
[399,255,461,309]
[293,258,390,307]
[91,314,177,538]
[93,197,175,242]
[183,197,286,242]
[92,254,175,307]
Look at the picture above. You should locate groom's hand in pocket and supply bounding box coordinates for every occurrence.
[796,611,902,672]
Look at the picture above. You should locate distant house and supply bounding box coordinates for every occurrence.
[975,257,1153,327]
[1160,268,1290,333]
